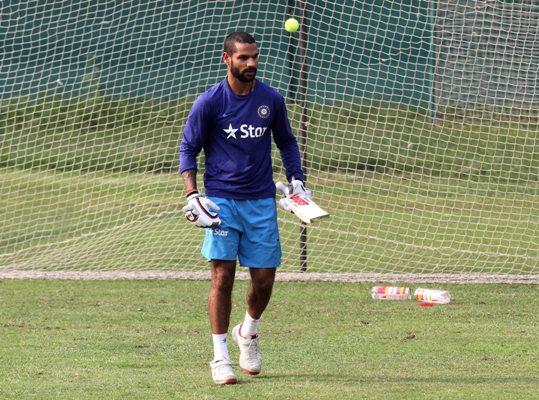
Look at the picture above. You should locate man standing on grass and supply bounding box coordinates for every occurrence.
[179,31,311,385]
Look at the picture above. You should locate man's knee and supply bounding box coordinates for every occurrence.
[211,260,236,293]
[253,279,274,293]
[250,269,276,293]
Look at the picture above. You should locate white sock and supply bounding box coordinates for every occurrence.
[212,333,230,362]
[240,311,260,337]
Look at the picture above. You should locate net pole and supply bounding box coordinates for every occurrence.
[430,0,442,125]
[297,0,309,272]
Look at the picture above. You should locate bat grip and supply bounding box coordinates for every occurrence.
[276,181,289,195]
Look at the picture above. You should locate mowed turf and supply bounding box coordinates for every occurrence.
[1,169,537,274]
[0,280,537,399]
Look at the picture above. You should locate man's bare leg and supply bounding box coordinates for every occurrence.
[208,260,238,384]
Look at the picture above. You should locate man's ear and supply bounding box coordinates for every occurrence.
[222,52,230,67]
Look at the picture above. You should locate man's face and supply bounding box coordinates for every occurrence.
[224,42,259,82]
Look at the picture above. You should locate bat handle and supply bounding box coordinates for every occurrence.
[276,181,289,195]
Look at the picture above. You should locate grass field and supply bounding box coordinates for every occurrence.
[1,95,537,275]
[0,280,537,399]
[1,96,537,399]
[1,168,537,275]
[1,96,537,180]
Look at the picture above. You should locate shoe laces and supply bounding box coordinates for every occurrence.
[244,335,260,358]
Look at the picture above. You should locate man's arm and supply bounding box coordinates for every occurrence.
[271,95,305,182]
[179,96,220,228]
[182,169,198,197]
[179,95,210,177]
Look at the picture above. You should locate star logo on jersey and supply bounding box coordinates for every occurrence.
[223,123,238,139]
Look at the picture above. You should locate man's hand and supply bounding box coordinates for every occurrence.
[182,191,221,228]
[276,179,312,213]
[289,179,312,199]
[276,180,328,224]
[277,179,312,212]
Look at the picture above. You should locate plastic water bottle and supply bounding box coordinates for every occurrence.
[414,288,451,304]
[371,286,411,301]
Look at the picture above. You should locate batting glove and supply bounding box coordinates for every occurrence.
[290,179,312,199]
[276,179,312,212]
[182,191,221,229]
[277,197,292,212]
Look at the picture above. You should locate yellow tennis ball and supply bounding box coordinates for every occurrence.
[284,18,299,33]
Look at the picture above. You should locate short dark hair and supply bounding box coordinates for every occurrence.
[224,32,256,55]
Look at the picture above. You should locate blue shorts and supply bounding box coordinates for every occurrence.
[201,197,281,268]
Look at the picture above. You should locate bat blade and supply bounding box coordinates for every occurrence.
[283,194,329,224]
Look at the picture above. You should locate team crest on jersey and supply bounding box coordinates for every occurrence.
[257,105,270,119]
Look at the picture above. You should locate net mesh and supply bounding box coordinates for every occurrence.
[1,0,537,280]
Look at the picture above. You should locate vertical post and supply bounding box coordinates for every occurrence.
[297,0,309,272]
[287,0,309,272]
[430,0,442,125]
[287,1,298,103]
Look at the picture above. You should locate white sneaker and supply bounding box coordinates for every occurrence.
[210,359,237,385]
[231,324,261,375]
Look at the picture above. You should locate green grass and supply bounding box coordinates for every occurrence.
[0,168,537,274]
[0,280,537,399]
[1,96,537,181]
[0,95,536,274]
[0,95,191,173]
[291,103,538,182]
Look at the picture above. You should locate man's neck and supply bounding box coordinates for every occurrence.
[227,75,255,96]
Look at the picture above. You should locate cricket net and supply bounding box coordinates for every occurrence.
[1,1,537,282]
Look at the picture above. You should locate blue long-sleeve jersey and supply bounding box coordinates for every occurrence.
[179,78,305,199]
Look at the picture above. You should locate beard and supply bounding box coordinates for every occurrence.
[230,63,257,82]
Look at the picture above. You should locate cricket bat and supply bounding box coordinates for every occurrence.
[276,181,329,224]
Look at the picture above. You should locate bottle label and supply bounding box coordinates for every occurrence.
[371,286,410,300]
[414,288,451,304]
